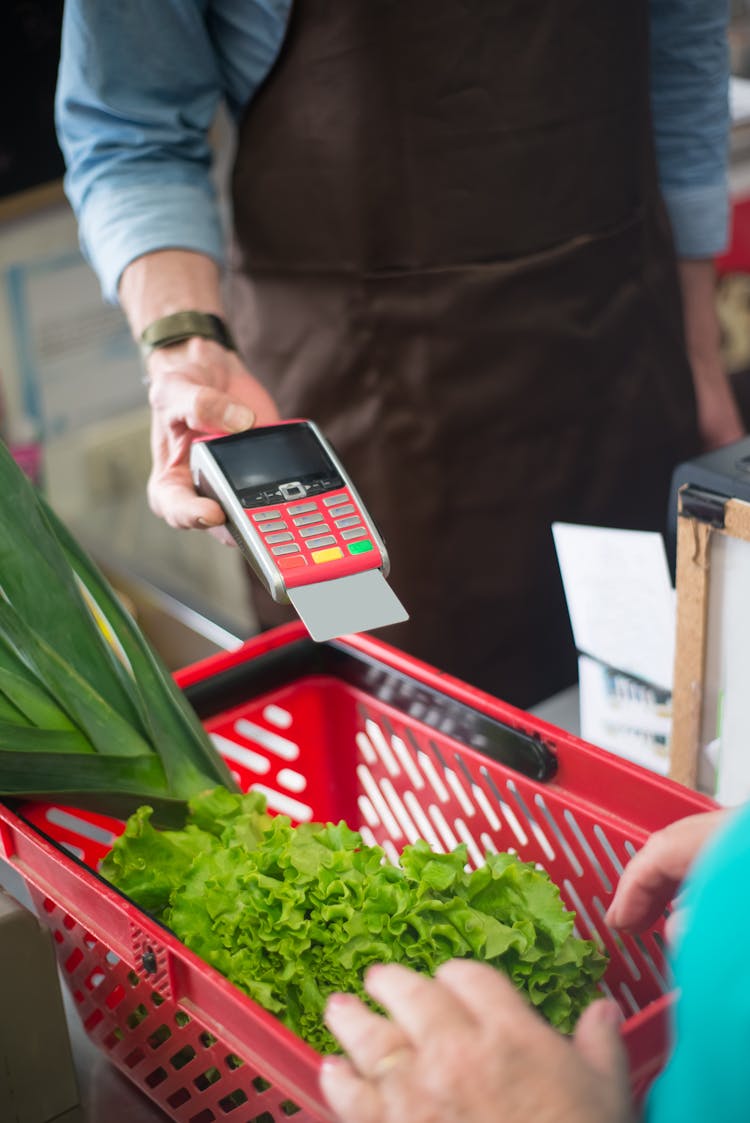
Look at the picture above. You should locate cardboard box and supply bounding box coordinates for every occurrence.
[0,889,81,1123]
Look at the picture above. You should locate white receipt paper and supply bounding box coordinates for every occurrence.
[551,522,676,691]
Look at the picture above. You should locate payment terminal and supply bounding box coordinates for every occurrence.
[190,420,408,642]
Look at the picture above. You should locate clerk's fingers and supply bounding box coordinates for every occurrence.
[143,344,281,530]
[207,524,238,547]
[323,993,412,1077]
[146,422,225,529]
[605,811,728,932]
[363,963,475,1043]
[149,373,256,436]
[147,470,225,530]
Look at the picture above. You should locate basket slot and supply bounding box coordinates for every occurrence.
[531,795,581,872]
[427,804,461,852]
[507,782,557,862]
[210,732,272,777]
[471,776,504,834]
[560,879,605,947]
[619,982,640,1016]
[631,935,670,993]
[244,785,314,823]
[21,802,118,870]
[363,717,400,776]
[44,807,117,849]
[453,818,486,867]
[592,823,629,878]
[356,765,404,842]
[357,824,379,849]
[354,730,377,766]
[379,779,422,844]
[381,838,402,867]
[414,751,450,803]
[233,718,300,762]
[562,808,613,893]
[390,734,426,789]
[443,767,475,816]
[401,790,443,851]
[356,794,379,830]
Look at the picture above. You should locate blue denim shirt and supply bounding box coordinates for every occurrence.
[56,0,731,302]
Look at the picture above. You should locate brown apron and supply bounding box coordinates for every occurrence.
[227,0,700,709]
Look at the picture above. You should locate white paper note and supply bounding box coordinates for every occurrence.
[731,76,750,124]
[552,523,676,691]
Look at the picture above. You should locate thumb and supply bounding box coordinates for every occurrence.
[201,393,256,435]
[156,377,256,435]
[573,999,629,1085]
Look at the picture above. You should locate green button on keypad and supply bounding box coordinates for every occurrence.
[347,539,373,555]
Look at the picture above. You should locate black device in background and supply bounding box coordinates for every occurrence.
[666,435,750,578]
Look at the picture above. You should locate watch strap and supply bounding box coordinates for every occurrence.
[139,311,237,357]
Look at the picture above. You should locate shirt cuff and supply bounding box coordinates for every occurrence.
[77,181,226,303]
[661,181,730,259]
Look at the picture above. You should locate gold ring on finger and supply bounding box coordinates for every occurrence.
[370,1045,413,1081]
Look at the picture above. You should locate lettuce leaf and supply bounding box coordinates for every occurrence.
[101,789,607,1049]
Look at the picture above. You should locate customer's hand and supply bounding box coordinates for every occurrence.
[144,336,280,533]
[320,960,634,1123]
[605,810,729,936]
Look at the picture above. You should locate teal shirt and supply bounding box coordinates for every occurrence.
[647,803,750,1122]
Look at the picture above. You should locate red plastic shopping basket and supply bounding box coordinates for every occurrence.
[0,622,714,1122]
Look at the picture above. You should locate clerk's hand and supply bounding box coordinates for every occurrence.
[605,810,729,937]
[143,336,280,533]
[320,961,634,1123]
[679,259,745,451]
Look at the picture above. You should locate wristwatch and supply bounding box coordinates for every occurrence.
[139,311,237,358]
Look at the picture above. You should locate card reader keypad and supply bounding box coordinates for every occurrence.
[298,520,329,536]
[249,488,374,572]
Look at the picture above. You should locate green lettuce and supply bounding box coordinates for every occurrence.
[101,789,607,1049]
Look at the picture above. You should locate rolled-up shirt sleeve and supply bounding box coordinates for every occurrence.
[649,0,731,259]
[55,0,287,302]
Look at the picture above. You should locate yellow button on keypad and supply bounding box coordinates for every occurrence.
[311,547,344,564]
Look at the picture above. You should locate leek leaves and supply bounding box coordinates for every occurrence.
[0,440,236,823]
